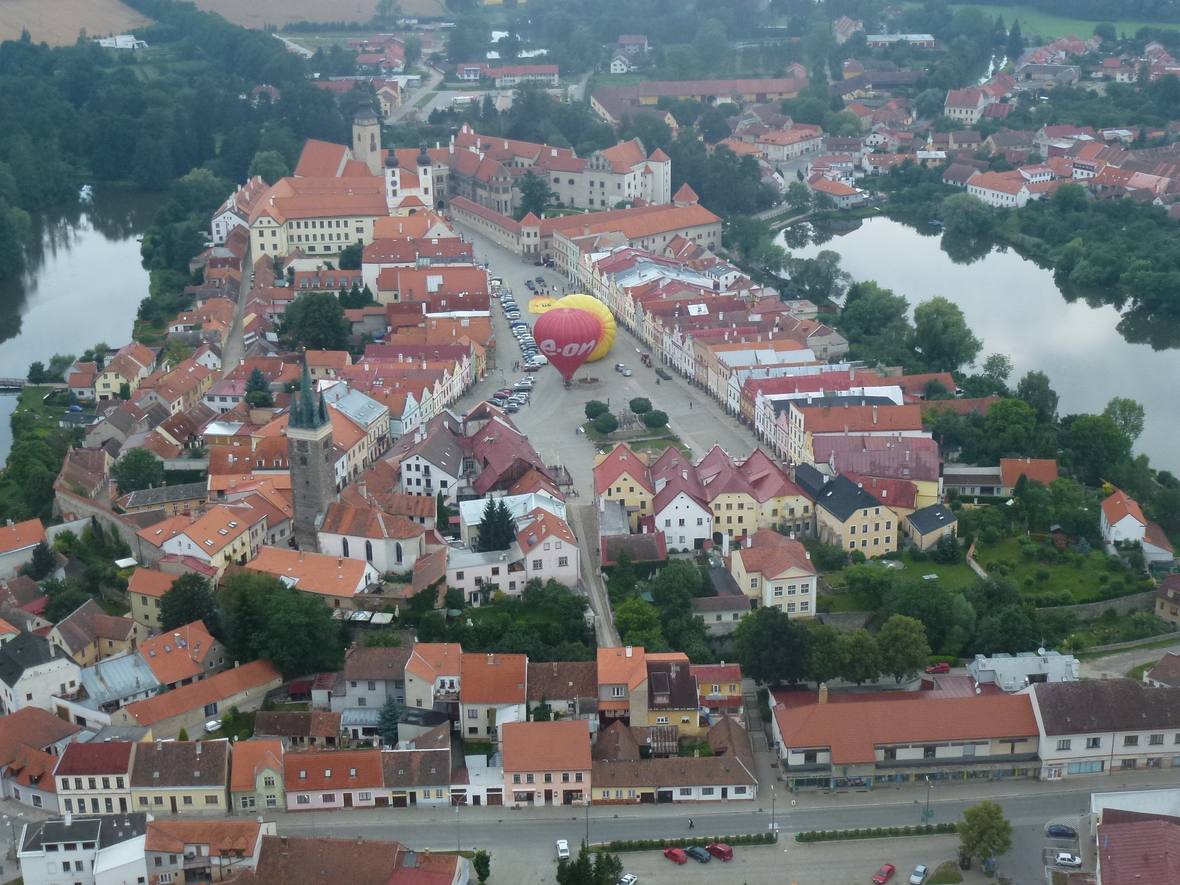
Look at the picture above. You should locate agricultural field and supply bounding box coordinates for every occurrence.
[0,0,151,46]
[192,0,445,30]
[948,3,1180,39]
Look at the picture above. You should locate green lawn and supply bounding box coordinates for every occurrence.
[974,537,1149,604]
[1127,659,1158,679]
[947,3,1180,38]
[821,552,979,593]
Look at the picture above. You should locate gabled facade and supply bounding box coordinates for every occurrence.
[230,739,286,813]
[502,720,591,807]
[284,748,384,810]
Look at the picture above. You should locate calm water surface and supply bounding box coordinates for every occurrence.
[784,217,1180,473]
[0,190,159,462]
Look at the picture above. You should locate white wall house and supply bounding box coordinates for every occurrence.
[18,815,147,885]
[399,452,461,504]
[1100,488,1146,544]
[652,490,713,553]
[0,634,83,716]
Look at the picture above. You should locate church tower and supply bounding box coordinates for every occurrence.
[352,109,381,176]
[288,359,336,550]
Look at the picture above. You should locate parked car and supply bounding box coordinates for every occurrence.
[1054,853,1083,868]
[872,863,896,884]
[614,363,626,372]
[532,355,548,365]
[621,368,633,377]
[555,840,570,860]
[663,847,687,865]
[1046,824,1078,840]
[495,388,513,398]
[925,662,951,674]
[617,876,637,885]
[505,403,520,413]
[684,846,711,864]
[908,865,928,885]
[204,719,221,734]
[706,843,733,861]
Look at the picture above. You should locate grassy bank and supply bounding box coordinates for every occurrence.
[946,3,1180,38]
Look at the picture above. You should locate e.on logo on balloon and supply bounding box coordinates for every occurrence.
[539,338,597,358]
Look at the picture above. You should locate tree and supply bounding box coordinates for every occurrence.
[1015,370,1059,424]
[161,573,217,631]
[786,181,812,213]
[1061,414,1132,486]
[1103,396,1146,443]
[697,107,731,143]
[615,597,666,649]
[476,499,516,552]
[245,367,273,407]
[338,240,363,270]
[473,849,491,885]
[913,297,981,372]
[982,398,1039,460]
[25,540,56,580]
[177,727,190,741]
[557,844,622,885]
[517,171,553,219]
[734,607,810,685]
[628,397,651,415]
[378,696,403,747]
[44,580,91,623]
[247,149,290,184]
[877,615,932,683]
[26,361,46,383]
[641,410,668,430]
[786,251,851,304]
[914,88,946,119]
[593,413,619,435]
[584,400,609,420]
[1006,20,1023,62]
[838,629,882,685]
[981,353,1013,391]
[282,292,350,350]
[1093,22,1116,42]
[958,800,1013,863]
[113,448,164,493]
[805,623,844,685]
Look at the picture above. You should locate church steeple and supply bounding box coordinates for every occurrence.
[291,358,329,430]
[288,356,335,550]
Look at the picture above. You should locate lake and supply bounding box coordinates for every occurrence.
[783,217,1180,473]
[0,189,160,463]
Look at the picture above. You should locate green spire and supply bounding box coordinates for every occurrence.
[291,357,328,429]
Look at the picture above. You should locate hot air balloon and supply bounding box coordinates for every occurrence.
[534,307,601,382]
[556,293,616,362]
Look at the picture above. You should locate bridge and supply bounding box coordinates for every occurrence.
[0,379,70,392]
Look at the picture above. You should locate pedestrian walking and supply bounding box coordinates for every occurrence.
[689,400,693,409]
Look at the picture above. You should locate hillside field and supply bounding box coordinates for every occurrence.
[0,0,151,45]
[948,3,1180,39]
[192,0,446,29]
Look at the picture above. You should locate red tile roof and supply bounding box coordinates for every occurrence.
[54,740,133,776]
[284,748,383,790]
[0,518,44,555]
[230,739,284,793]
[733,528,815,578]
[1102,487,1146,527]
[501,720,591,772]
[459,653,527,704]
[999,457,1059,488]
[593,444,653,496]
[0,707,81,766]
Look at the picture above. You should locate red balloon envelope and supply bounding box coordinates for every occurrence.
[534,307,602,381]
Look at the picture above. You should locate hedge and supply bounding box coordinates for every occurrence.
[594,832,775,853]
[795,823,956,843]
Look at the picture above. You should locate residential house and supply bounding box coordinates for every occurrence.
[135,506,259,580]
[283,748,384,810]
[1156,575,1180,629]
[966,171,1034,208]
[230,739,286,813]
[808,175,867,209]
[251,834,468,885]
[48,600,145,667]
[130,739,230,816]
[968,651,1079,692]
[110,660,282,740]
[0,518,45,579]
[646,656,704,738]
[593,444,654,531]
[0,707,83,813]
[144,818,273,883]
[381,742,453,808]
[690,663,744,720]
[1030,680,1180,779]
[597,645,648,728]
[944,87,988,124]
[404,642,463,713]
[253,711,342,750]
[772,690,1040,789]
[1101,487,1174,564]
[516,508,579,587]
[813,474,899,557]
[691,594,752,637]
[999,457,1059,494]
[904,503,958,550]
[459,652,527,744]
[330,645,412,741]
[526,661,598,731]
[51,651,161,732]
[502,720,591,806]
[1096,807,1180,885]
[245,547,382,610]
[126,567,175,632]
[137,620,224,691]
[18,814,148,885]
[95,343,155,401]
[54,741,135,815]
[728,528,817,617]
[0,632,82,715]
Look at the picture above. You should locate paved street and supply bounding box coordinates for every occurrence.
[1079,640,1179,679]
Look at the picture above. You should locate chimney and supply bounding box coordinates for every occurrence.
[65,812,73,827]
[624,646,633,658]
[872,405,878,424]
[818,683,829,704]
[195,740,202,756]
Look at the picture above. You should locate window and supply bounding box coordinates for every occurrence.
[1151,734,1165,746]
[701,787,715,796]
[679,788,692,796]
[205,795,218,805]
[532,559,542,570]
[1120,759,1137,770]
[183,796,193,805]
[468,708,478,719]
[513,774,521,784]
[1086,737,1102,749]
[575,772,583,782]
[1056,739,1071,751]
[322,794,336,803]
[526,774,534,784]
[544,773,552,783]
[611,686,625,698]
[1125,735,1140,747]
[656,716,669,724]
[358,792,372,801]
[558,556,569,567]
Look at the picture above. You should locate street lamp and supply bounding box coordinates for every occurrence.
[770,785,777,842]
[455,801,461,853]
[585,796,591,845]
[921,777,934,824]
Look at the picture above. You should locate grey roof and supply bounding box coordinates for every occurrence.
[22,813,147,853]
[322,385,387,430]
[392,412,464,477]
[793,463,828,499]
[907,504,957,536]
[90,725,152,743]
[815,475,882,522]
[704,565,743,597]
[381,748,451,788]
[1033,680,1180,735]
[341,708,381,727]
[129,740,229,788]
[396,707,451,728]
[692,594,752,613]
[446,543,523,570]
[943,163,979,185]
[78,652,161,709]
[118,481,207,509]
[789,395,897,410]
[0,632,70,688]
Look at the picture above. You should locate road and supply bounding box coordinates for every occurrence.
[272,33,313,59]
[219,242,253,378]
[1080,640,1180,679]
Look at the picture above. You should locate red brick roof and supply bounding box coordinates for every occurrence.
[502,720,591,772]
[999,457,1059,488]
[0,518,44,555]
[54,740,133,776]
[459,653,527,704]
[1102,487,1146,527]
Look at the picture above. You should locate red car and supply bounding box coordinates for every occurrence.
[925,662,951,674]
[663,847,688,865]
[706,843,733,861]
[873,863,897,884]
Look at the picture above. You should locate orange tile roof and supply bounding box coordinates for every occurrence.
[502,720,591,772]
[597,645,647,691]
[0,707,81,767]
[515,508,575,555]
[250,177,387,225]
[230,739,284,792]
[600,139,646,172]
[459,653,527,704]
[800,403,923,433]
[246,547,375,598]
[0,518,44,555]
[121,660,280,727]
[294,139,350,177]
[733,528,816,579]
[969,170,1027,195]
[147,819,262,856]
[7,744,58,793]
[1103,487,1147,527]
[306,350,352,370]
[284,748,383,790]
[775,694,1037,764]
[999,457,1059,488]
[127,567,175,599]
[319,502,424,541]
[139,620,219,685]
[809,177,860,197]
[405,643,462,682]
[593,444,653,496]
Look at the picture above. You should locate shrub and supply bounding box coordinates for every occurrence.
[584,400,609,420]
[642,409,668,429]
[628,397,652,415]
[593,412,619,434]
